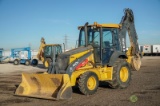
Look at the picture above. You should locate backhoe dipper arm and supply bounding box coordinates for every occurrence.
[37,37,46,60]
[119,8,139,57]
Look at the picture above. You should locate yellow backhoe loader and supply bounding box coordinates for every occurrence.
[32,37,62,68]
[15,8,141,100]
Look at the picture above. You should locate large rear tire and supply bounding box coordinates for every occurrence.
[108,59,131,89]
[78,71,99,95]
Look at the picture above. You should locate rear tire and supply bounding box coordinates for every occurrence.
[78,71,99,95]
[13,59,19,65]
[108,59,131,89]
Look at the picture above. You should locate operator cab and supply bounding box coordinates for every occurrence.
[44,45,62,61]
[78,22,120,65]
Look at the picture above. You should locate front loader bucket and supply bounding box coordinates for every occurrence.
[15,73,72,100]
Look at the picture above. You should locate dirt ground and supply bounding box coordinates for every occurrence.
[0,57,160,106]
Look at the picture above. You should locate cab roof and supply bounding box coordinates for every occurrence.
[78,22,121,29]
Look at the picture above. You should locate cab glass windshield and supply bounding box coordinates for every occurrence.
[79,27,100,47]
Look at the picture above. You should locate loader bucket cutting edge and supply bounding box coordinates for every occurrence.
[14,73,72,100]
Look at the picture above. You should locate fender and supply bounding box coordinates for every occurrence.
[108,51,127,66]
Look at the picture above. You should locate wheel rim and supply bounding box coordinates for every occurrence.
[45,61,49,67]
[87,76,96,90]
[15,61,17,64]
[26,61,29,65]
[120,67,129,82]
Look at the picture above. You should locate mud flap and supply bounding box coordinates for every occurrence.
[15,73,72,100]
[131,56,141,71]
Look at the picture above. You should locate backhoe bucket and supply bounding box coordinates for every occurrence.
[131,56,141,71]
[15,73,72,100]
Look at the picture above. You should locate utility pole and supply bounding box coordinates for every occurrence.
[29,43,31,48]
[64,35,68,51]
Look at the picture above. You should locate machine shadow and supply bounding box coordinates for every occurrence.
[99,81,111,88]
[34,64,45,69]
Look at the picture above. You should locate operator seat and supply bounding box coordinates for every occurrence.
[102,41,111,64]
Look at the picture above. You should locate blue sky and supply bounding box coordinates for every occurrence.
[0,0,160,50]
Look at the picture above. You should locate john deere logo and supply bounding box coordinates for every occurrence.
[129,95,138,103]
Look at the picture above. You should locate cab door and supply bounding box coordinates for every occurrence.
[102,28,114,64]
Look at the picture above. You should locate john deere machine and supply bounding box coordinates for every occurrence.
[32,37,62,68]
[15,8,141,100]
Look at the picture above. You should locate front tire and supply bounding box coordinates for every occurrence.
[108,59,131,89]
[78,71,99,95]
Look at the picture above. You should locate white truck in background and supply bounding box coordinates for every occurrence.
[143,45,152,56]
[152,45,160,55]
[143,45,160,56]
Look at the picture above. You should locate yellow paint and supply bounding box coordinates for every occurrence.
[100,24,120,28]
[77,54,95,70]
[37,37,61,66]
[120,67,129,82]
[44,60,49,68]
[87,76,97,90]
[69,49,92,64]
[15,73,72,100]
[78,22,121,29]
[70,66,113,86]
[126,47,133,64]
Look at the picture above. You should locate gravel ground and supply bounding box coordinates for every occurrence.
[0,56,160,106]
